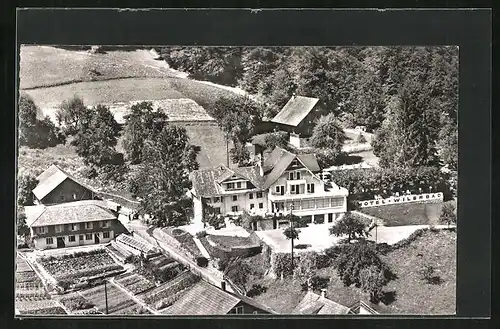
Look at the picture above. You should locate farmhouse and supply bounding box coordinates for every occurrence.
[270,94,325,148]
[162,280,276,315]
[292,289,351,315]
[190,146,348,230]
[25,200,120,250]
[32,164,97,205]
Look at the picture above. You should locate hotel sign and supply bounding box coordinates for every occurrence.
[359,192,444,208]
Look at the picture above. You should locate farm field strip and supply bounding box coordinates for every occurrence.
[80,282,140,314]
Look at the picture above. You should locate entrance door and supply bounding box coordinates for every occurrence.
[56,237,65,248]
[94,233,100,244]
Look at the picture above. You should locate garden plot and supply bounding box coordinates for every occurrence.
[16,255,47,300]
[80,282,142,315]
[57,292,95,313]
[114,272,156,295]
[138,270,200,311]
[16,299,67,315]
[37,249,124,287]
[106,242,133,263]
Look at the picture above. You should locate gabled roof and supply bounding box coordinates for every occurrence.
[162,280,241,315]
[191,165,264,197]
[32,164,95,201]
[297,154,321,172]
[271,96,319,127]
[347,300,382,315]
[27,200,116,227]
[292,291,350,315]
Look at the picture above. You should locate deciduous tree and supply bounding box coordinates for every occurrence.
[55,95,88,136]
[439,202,457,228]
[129,124,199,227]
[17,173,39,206]
[329,212,369,243]
[359,265,387,303]
[310,113,346,153]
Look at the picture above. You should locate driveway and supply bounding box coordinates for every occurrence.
[255,224,452,253]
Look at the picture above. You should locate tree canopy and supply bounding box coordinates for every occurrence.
[18,94,62,149]
[129,124,199,227]
[17,173,39,206]
[122,101,169,164]
[309,113,346,153]
[56,95,88,136]
[329,212,369,243]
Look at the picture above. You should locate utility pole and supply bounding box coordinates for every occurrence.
[104,279,109,315]
[226,132,230,167]
[290,203,294,271]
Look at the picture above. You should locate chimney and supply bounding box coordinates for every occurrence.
[320,288,327,299]
[289,132,301,149]
[257,153,264,177]
[221,280,226,291]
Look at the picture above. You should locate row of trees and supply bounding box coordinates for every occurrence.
[158,46,458,172]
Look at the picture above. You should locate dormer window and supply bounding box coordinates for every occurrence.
[227,182,235,189]
[236,182,242,189]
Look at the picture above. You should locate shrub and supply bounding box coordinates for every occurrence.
[247,284,268,297]
[301,275,330,292]
[196,231,207,239]
[419,264,443,285]
[196,257,209,267]
[439,202,457,227]
[315,253,331,269]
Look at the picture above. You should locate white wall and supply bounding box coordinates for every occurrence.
[33,230,115,250]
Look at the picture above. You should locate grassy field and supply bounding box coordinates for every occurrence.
[19,45,173,89]
[381,229,456,314]
[17,144,85,177]
[360,201,451,226]
[80,282,142,314]
[249,228,455,315]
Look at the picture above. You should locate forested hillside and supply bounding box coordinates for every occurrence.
[157,46,458,172]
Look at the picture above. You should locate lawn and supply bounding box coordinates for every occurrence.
[250,277,307,314]
[17,144,85,177]
[380,229,456,314]
[19,45,174,89]
[360,202,448,226]
[80,281,142,314]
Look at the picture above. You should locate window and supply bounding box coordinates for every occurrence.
[86,222,93,230]
[230,306,244,314]
[307,183,315,194]
[227,182,234,189]
[69,235,76,242]
[328,213,334,223]
[288,172,295,180]
[250,204,255,209]
[214,207,221,214]
[275,186,284,195]
[55,225,63,233]
[38,226,46,234]
[79,235,84,240]
[45,237,53,245]
[232,195,238,202]
[236,182,242,189]
[85,233,93,240]
[331,198,344,207]
[231,205,239,213]
[70,223,78,231]
[259,203,263,209]
[60,194,65,201]
[102,221,109,228]
[103,232,110,239]
[73,193,77,200]
[291,185,297,194]
[256,192,263,198]
[213,197,221,203]
[249,193,254,199]
[296,171,301,180]
[275,186,280,193]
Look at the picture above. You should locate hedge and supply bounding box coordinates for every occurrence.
[331,166,453,204]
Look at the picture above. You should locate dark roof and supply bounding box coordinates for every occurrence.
[292,291,350,315]
[27,200,116,227]
[162,280,241,315]
[191,165,264,197]
[262,149,296,189]
[33,164,95,200]
[191,146,321,196]
[297,154,320,172]
[347,300,384,315]
[271,96,319,127]
[226,291,278,314]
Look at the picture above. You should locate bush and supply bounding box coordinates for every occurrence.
[315,253,331,269]
[196,231,207,239]
[247,284,268,297]
[301,275,330,292]
[419,264,444,285]
[196,257,209,267]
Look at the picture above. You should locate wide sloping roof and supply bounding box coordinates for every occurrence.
[262,149,296,189]
[271,96,319,127]
[292,291,350,315]
[162,280,241,315]
[297,153,321,172]
[191,165,264,197]
[32,164,95,200]
[28,200,116,227]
